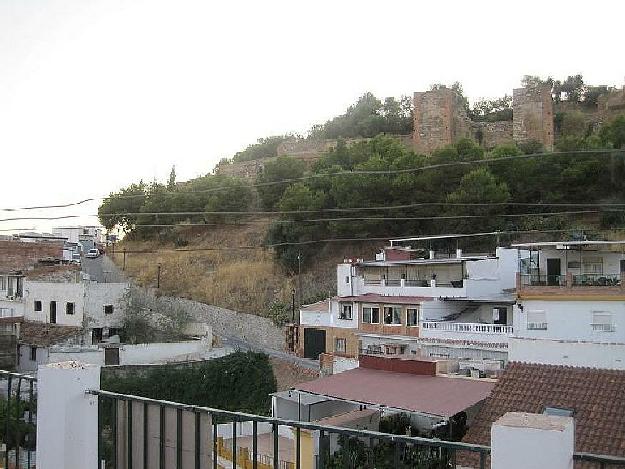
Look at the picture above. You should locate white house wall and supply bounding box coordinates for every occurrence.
[84,282,128,329]
[509,337,625,370]
[336,264,353,297]
[329,299,359,329]
[23,281,85,326]
[514,300,625,342]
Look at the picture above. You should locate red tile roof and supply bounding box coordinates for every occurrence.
[338,293,433,304]
[461,362,625,468]
[295,367,494,417]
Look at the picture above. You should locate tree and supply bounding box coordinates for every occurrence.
[257,156,307,209]
[445,168,510,232]
[167,165,177,190]
[559,74,585,102]
[232,136,288,162]
[98,182,146,231]
[600,115,625,149]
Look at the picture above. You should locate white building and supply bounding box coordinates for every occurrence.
[510,240,625,370]
[298,238,522,369]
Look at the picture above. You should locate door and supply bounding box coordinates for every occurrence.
[303,328,326,360]
[49,301,57,324]
[104,347,120,365]
[546,259,561,286]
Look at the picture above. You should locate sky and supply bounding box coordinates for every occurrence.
[1,0,624,233]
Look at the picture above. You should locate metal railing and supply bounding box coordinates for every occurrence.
[0,370,37,469]
[572,274,621,287]
[421,322,514,335]
[574,451,625,468]
[520,274,567,287]
[90,389,491,469]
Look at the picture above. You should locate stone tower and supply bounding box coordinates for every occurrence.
[512,85,554,150]
[412,88,471,154]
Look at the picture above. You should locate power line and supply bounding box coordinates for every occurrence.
[2,209,611,224]
[0,199,95,212]
[4,149,623,211]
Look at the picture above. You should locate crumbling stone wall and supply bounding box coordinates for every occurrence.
[471,121,514,149]
[413,88,471,154]
[513,85,554,150]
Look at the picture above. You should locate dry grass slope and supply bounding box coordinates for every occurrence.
[111,219,381,318]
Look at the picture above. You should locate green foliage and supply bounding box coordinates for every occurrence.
[0,396,36,450]
[232,136,288,162]
[469,95,513,122]
[98,182,146,230]
[559,111,589,138]
[101,351,277,415]
[600,115,625,149]
[167,165,176,190]
[257,156,307,209]
[310,92,413,140]
[266,300,293,326]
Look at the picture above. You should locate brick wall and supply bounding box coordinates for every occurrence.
[0,240,63,273]
[359,354,437,376]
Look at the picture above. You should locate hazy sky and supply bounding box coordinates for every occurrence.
[1,0,624,232]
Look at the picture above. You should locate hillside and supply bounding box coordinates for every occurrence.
[110,220,380,320]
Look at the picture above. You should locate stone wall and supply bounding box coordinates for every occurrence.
[471,121,514,149]
[513,85,554,150]
[413,88,472,154]
[153,294,286,351]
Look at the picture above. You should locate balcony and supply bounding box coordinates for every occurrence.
[518,273,625,297]
[420,321,513,344]
[357,277,466,298]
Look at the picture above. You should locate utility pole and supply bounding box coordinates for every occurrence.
[156,263,162,289]
[291,288,296,323]
[122,249,127,271]
[297,252,302,310]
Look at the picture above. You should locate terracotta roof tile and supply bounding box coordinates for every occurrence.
[460,362,625,468]
[19,322,82,347]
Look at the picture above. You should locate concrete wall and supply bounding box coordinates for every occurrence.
[509,337,625,370]
[47,340,218,366]
[513,299,625,342]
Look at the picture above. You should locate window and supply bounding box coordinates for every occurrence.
[527,310,547,330]
[104,305,114,315]
[34,301,42,312]
[339,303,352,320]
[345,276,350,284]
[406,308,419,326]
[362,306,380,324]
[591,311,614,332]
[0,276,5,291]
[30,346,37,361]
[66,302,75,315]
[335,337,347,353]
[582,257,603,274]
[384,306,402,325]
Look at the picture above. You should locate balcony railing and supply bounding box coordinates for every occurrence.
[363,278,464,288]
[572,274,621,287]
[520,274,567,287]
[421,322,513,335]
[0,370,37,469]
[91,389,491,469]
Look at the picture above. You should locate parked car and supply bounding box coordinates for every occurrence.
[85,248,100,259]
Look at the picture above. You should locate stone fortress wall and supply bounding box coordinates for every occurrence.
[216,83,625,179]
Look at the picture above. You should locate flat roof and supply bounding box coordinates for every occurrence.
[338,293,433,304]
[389,232,502,244]
[300,299,330,313]
[295,367,494,418]
[358,256,492,267]
[511,240,625,248]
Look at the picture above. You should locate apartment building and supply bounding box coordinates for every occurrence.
[297,238,520,369]
[510,240,625,370]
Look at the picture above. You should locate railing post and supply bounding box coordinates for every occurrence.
[36,361,101,469]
